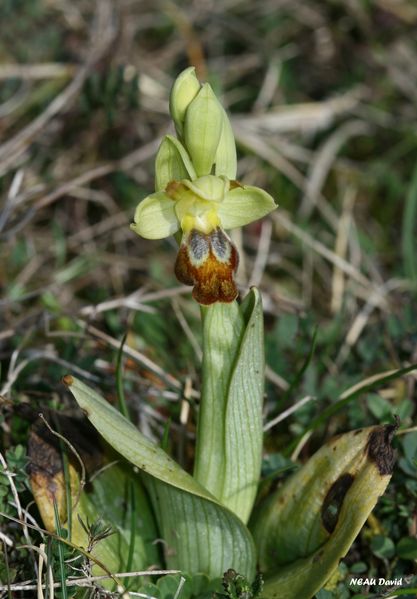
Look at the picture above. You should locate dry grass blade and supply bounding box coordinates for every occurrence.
[0,64,75,80]
[233,90,363,134]
[264,395,316,432]
[1,569,180,592]
[273,211,380,294]
[299,120,369,220]
[0,451,38,575]
[77,321,200,398]
[330,186,357,314]
[0,1,116,174]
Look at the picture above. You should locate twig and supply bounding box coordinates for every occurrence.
[0,169,25,233]
[0,511,129,594]
[0,532,13,548]
[3,138,160,238]
[173,576,186,599]
[291,430,313,461]
[235,128,339,230]
[233,89,363,134]
[32,543,54,599]
[37,543,44,599]
[336,279,411,366]
[80,293,156,318]
[0,349,100,397]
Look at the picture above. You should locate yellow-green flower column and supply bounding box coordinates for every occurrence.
[131,67,276,522]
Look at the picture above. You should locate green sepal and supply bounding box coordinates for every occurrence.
[155,135,197,192]
[169,66,201,139]
[214,108,237,179]
[219,186,277,230]
[131,191,178,239]
[184,83,224,177]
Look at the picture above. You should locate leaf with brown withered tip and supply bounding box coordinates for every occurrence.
[250,424,397,599]
[26,409,103,532]
[24,402,160,577]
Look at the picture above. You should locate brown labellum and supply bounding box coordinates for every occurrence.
[175,226,239,305]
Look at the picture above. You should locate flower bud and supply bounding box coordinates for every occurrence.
[214,108,237,179]
[169,66,201,139]
[184,83,224,177]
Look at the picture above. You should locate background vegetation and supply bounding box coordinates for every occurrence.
[1,0,417,597]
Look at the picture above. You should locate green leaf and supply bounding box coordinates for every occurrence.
[151,572,221,599]
[397,537,417,560]
[401,431,417,463]
[370,535,395,559]
[367,394,392,420]
[194,289,264,524]
[140,582,160,597]
[286,364,417,455]
[71,461,159,580]
[279,327,317,407]
[252,425,395,599]
[64,376,256,580]
[157,574,189,598]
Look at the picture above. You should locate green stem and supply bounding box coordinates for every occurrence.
[193,290,265,524]
[194,301,244,498]
[116,333,129,419]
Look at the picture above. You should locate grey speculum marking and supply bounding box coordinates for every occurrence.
[189,230,210,260]
[211,227,229,260]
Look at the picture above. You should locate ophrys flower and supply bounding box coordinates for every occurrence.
[131,68,276,304]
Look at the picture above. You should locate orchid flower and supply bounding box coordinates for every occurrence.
[130,67,276,304]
